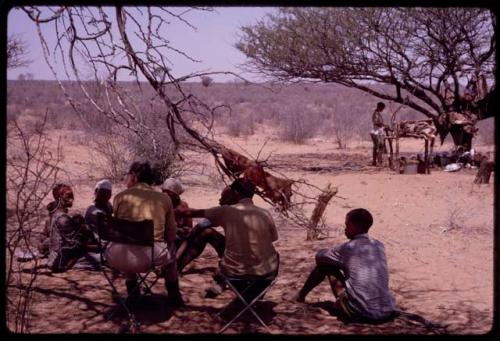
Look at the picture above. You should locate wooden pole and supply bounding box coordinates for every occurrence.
[307,184,338,240]
[387,137,394,170]
[429,138,434,174]
[424,139,429,174]
[395,126,400,172]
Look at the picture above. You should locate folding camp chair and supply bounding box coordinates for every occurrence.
[95,214,164,330]
[218,253,280,334]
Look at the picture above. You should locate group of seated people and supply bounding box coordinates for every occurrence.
[37,160,396,323]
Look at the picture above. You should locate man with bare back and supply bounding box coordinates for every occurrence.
[370,102,388,166]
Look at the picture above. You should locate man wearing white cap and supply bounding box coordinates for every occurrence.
[161,179,227,278]
[161,178,193,241]
[85,179,113,235]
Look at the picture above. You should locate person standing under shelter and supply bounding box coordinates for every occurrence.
[370,102,388,166]
[176,178,279,302]
[107,161,184,306]
[295,208,396,322]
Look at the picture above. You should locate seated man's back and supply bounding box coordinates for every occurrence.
[205,197,278,278]
[318,234,394,320]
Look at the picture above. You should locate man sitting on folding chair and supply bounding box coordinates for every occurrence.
[176,178,279,330]
[105,161,184,307]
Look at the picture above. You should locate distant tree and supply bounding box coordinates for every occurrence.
[201,75,214,87]
[17,74,26,81]
[237,7,496,148]
[7,35,31,69]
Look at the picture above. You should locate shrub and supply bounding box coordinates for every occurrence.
[127,128,179,184]
[201,76,213,87]
[89,131,131,182]
[225,111,255,137]
[279,105,319,143]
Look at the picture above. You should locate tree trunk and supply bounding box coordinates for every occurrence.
[306,184,338,240]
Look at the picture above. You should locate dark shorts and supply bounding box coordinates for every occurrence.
[334,290,358,319]
[370,133,385,149]
[334,291,395,323]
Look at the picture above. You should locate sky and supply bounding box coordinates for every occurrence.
[7,6,276,82]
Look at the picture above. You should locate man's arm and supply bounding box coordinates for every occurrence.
[178,201,193,228]
[315,245,346,270]
[175,208,206,219]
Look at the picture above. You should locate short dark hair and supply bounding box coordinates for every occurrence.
[376,102,385,110]
[230,178,256,199]
[52,183,72,200]
[128,161,155,185]
[346,208,373,232]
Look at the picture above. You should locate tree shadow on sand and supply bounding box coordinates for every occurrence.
[103,293,175,332]
[311,300,448,334]
[180,266,217,276]
[104,294,175,326]
[217,299,277,326]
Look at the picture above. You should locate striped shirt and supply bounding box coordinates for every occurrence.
[316,233,396,320]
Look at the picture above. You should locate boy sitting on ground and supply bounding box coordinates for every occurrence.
[296,208,396,322]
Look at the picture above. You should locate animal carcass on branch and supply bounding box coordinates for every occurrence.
[217,145,294,210]
[218,145,258,175]
[243,165,294,210]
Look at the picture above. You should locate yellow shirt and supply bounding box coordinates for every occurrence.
[204,198,279,277]
[113,183,176,243]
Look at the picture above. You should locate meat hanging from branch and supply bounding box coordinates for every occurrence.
[211,144,294,210]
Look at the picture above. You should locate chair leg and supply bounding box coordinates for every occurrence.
[219,280,273,334]
[137,272,157,295]
[101,266,141,332]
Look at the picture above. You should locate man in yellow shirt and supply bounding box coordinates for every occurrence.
[176,178,279,301]
[108,161,183,306]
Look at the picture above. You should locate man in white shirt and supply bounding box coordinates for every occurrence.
[296,208,396,322]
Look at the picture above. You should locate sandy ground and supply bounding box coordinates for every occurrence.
[7,127,495,334]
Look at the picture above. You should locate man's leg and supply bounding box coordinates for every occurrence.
[208,230,225,258]
[125,273,141,304]
[326,268,346,298]
[177,228,225,274]
[296,265,344,302]
[50,247,86,273]
[370,134,378,166]
[162,247,185,307]
[377,136,385,166]
[296,265,329,302]
[175,239,188,262]
[205,268,228,298]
